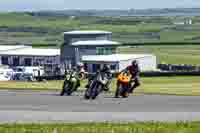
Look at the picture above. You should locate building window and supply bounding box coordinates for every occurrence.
[96,47,104,55]
[24,58,32,66]
[33,62,39,66]
[47,59,53,64]
[110,64,116,70]
[13,57,19,66]
[35,58,44,66]
[105,47,115,55]
[96,47,116,55]
[1,56,8,65]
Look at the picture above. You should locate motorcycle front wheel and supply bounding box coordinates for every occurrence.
[60,83,72,96]
[84,80,95,99]
[84,87,91,99]
[91,83,101,99]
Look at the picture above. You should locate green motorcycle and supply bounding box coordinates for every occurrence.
[60,70,80,96]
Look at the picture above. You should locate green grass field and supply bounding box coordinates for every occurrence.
[1,13,200,44]
[1,13,200,64]
[119,45,200,65]
[0,122,199,133]
[0,76,198,96]
[1,13,200,65]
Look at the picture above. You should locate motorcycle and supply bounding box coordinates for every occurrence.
[115,71,131,98]
[60,70,80,96]
[84,71,109,100]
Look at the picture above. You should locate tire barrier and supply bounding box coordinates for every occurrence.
[157,64,200,72]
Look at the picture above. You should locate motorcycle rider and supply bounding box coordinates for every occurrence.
[73,62,87,88]
[61,62,86,95]
[76,62,86,80]
[115,60,141,97]
[85,64,112,92]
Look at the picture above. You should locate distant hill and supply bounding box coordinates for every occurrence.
[25,8,200,17]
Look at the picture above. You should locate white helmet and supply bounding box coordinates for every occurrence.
[77,62,84,67]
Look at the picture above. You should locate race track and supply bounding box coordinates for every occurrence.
[0,90,199,123]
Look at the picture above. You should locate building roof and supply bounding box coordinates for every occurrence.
[0,45,30,51]
[64,30,112,35]
[82,54,154,62]
[71,40,120,46]
[0,48,60,56]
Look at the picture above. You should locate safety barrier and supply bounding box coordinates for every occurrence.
[35,71,200,81]
[157,64,200,72]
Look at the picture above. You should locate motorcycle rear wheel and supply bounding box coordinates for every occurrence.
[121,92,129,98]
[119,84,129,98]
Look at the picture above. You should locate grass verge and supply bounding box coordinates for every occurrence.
[0,122,199,133]
[0,76,198,96]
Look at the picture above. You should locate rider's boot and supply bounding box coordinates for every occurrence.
[129,82,140,93]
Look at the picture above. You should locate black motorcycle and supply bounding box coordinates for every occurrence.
[84,71,109,100]
[60,70,80,96]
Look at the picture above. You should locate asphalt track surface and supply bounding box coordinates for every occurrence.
[0,90,200,123]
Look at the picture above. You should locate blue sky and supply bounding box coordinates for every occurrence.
[0,0,200,11]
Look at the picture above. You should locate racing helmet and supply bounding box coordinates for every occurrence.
[77,62,84,68]
[131,60,138,66]
[72,66,77,71]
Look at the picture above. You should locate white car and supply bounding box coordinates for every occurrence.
[12,66,44,81]
[0,68,14,81]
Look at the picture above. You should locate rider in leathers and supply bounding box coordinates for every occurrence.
[115,60,141,97]
[85,64,112,91]
[62,63,86,94]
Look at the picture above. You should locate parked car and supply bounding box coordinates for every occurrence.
[0,68,14,81]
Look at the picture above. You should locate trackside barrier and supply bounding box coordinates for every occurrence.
[35,71,200,80]
[140,71,200,77]
[157,64,200,72]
